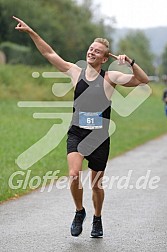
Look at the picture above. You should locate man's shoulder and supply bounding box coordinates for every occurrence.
[67,63,82,74]
[66,63,82,87]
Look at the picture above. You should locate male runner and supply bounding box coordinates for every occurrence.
[163,89,167,116]
[13,16,149,238]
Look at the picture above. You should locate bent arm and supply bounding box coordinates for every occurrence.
[13,16,73,73]
[108,53,149,87]
[123,62,149,87]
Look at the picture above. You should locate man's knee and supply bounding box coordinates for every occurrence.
[69,169,81,178]
[91,172,104,191]
[69,171,83,189]
[92,180,103,191]
[69,169,82,187]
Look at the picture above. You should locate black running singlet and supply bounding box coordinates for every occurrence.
[70,68,111,134]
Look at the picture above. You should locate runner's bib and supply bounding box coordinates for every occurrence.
[79,111,103,129]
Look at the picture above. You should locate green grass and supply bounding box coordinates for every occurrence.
[0,101,72,202]
[109,83,167,157]
[0,64,167,202]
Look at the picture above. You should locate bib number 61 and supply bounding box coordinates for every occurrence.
[87,118,94,124]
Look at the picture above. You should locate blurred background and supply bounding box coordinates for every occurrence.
[0,0,167,202]
[0,0,167,79]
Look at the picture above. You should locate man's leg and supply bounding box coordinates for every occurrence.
[67,152,86,237]
[67,152,84,211]
[90,170,104,238]
[91,170,104,217]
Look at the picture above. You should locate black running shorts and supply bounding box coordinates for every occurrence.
[67,126,110,171]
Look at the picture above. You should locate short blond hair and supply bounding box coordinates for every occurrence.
[94,38,110,57]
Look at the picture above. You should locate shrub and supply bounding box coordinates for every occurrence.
[0,41,31,64]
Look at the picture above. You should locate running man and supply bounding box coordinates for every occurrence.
[162,89,167,116]
[13,16,149,238]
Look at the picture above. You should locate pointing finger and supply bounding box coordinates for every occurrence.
[12,16,22,23]
[108,53,118,60]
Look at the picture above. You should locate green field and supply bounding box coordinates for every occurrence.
[0,65,167,203]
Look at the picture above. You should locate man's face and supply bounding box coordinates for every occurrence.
[86,42,108,67]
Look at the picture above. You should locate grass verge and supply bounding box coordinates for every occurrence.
[0,65,167,202]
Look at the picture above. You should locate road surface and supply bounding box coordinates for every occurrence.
[0,134,167,252]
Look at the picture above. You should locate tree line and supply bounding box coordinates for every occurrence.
[0,0,166,76]
[0,0,113,65]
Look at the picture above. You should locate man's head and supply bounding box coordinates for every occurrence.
[86,38,110,67]
[94,38,110,57]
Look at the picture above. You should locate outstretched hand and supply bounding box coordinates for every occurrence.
[12,16,32,33]
[109,52,131,65]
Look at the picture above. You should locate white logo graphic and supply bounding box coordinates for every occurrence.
[16,60,151,169]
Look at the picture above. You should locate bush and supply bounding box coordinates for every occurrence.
[0,41,31,64]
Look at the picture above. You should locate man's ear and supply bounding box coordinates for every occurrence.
[102,57,108,64]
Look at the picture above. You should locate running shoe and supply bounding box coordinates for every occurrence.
[90,215,103,238]
[71,207,86,237]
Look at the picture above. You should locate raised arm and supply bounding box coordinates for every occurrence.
[108,53,149,87]
[12,16,74,73]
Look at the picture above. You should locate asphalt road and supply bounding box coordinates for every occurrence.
[0,134,167,252]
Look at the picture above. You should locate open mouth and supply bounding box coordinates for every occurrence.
[87,55,96,60]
